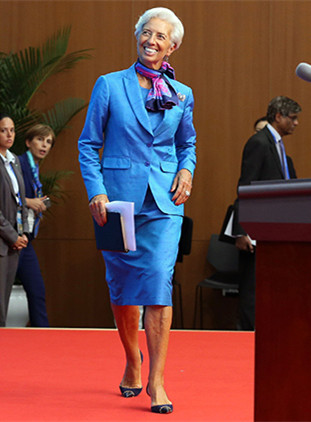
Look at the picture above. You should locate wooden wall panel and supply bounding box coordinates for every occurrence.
[35,239,113,327]
[268,1,311,180]
[2,1,311,328]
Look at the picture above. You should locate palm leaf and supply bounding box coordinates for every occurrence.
[40,170,74,200]
[0,103,41,155]
[1,26,92,205]
[41,98,87,136]
[8,98,87,155]
[0,26,92,107]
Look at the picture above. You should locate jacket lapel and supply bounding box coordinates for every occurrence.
[12,159,25,198]
[153,78,184,137]
[0,157,16,200]
[153,109,172,137]
[0,155,25,201]
[123,65,153,136]
[123,65,184,138]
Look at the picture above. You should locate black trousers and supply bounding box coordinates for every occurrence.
[237,250,256,331]
[16,241,49,327]
[0,250,19,326]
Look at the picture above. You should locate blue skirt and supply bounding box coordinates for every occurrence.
[102,188,182,306]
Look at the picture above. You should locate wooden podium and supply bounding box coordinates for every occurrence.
[238,179,311,422]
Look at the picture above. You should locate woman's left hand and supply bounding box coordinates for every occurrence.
[171,168,192,205]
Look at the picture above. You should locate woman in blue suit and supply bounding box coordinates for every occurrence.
[78,7,196,414]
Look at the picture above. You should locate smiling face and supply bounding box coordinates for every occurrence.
[26,134,53,163]
[0,117,15,156]
[137,18,176,69]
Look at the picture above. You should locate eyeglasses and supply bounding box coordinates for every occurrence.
[285,114,299,122]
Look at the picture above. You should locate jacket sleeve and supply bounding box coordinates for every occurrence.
[0,210,19,245]
[174,87,196,176]
[15,156,29,234]
[287,156,297,179]
[232,135,266,237]
[14,154,29,233]
[78,76,110,201]
[0,156,28,244]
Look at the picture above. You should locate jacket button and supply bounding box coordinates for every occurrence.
[144,161,150,167]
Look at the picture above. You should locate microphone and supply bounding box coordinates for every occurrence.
[296,62,311,82]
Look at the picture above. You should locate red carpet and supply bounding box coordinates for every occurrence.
[0,329,254,422]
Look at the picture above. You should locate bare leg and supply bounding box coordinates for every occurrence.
[144,305,172,406]
[111,304,142,388]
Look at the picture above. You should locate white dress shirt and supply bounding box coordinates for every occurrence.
[0,150,20,203]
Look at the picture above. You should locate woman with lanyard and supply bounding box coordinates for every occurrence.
[79,7,196,414]
[0,112,29,327]
[17,124,55,327]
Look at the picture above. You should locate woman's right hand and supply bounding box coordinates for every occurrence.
[26,197,47,213]
[89,194,109,226]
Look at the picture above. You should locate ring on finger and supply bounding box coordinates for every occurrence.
[185,190,190,196]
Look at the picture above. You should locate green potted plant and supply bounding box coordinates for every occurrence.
[0,25,92,196]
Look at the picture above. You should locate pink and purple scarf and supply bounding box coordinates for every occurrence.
[135,60,179,111]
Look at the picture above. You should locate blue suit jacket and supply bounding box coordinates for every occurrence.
[78,64,196,215]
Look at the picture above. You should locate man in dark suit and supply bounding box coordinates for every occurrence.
[233,96,301,330]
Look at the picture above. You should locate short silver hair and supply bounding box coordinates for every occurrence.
[267,96,301,123]
[134,7,184,50]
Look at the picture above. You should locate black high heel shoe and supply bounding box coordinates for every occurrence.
[151,405,173,414]
[119,385,143,398]
[119,351,143,398]
[146,383,173,414]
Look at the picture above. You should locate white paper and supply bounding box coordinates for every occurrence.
[105,201,136,251]
[224,210,234,237]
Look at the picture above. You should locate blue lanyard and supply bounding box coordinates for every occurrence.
[9,163,23,206]
[26,150,42,197]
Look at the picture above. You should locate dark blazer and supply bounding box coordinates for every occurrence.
[18,153,35,198]
[233,126,297,236]
[237,126,296,186]
[0,153,28,256]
